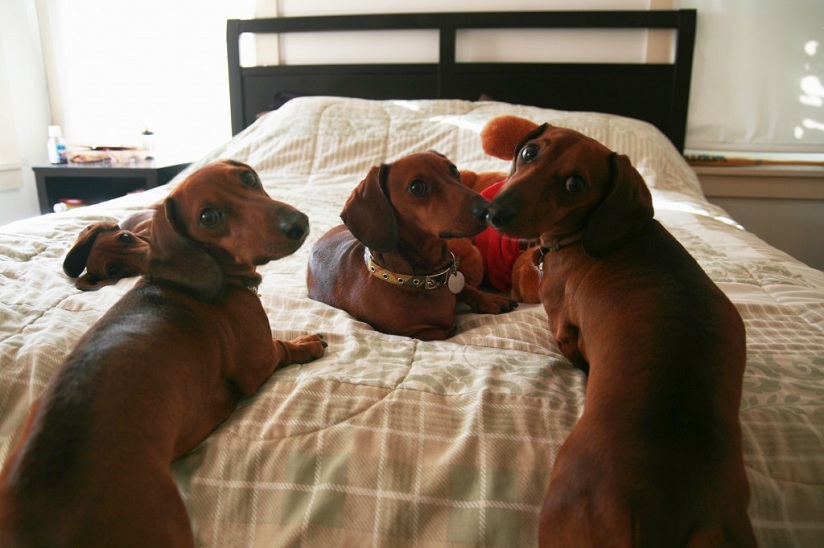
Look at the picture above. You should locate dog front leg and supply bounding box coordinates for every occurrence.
[274,333,327,367]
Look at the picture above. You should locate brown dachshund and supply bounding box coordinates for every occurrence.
[0,160,326,547]
[307,151,516,340]
[486,117,756,546]
[63,209,153,290]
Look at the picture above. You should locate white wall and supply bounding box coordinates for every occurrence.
[0,0,51,224]
[708,196,824,271]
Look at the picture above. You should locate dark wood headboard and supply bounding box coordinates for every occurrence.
[227,10,696,151]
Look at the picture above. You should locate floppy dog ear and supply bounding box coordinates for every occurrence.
[481,115,541,161]
[582,153,654,259]
[147,197,225,301]
[340,165,399,252]
[75,272,116,291]
[63,221,119,277]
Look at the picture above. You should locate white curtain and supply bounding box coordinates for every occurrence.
[680,0,824,153]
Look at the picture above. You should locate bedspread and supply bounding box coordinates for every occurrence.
[1,97,823,546]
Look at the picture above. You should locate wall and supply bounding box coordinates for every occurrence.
[0,0,51,224]
[708,196,824,271]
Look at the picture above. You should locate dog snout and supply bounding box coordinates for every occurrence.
[487,197,517,230]
[471,200,489,224]
[279,209,310,242]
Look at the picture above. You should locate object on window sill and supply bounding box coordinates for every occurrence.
[141,128,155,160]
[685,153,824,168]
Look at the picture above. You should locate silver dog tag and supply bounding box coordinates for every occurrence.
[447,271,465,294]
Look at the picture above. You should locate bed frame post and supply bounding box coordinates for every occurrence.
[671,9,696,153]
[438,25,457,99]
[227,19,245,136]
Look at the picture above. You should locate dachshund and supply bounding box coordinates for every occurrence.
[63,209,154,291]
[0,160,327,547]
[307,151,516,340]
[486,117,756,546]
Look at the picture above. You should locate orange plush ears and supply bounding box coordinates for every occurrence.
[458,169,507,194]
[480,115,541,161]
[461,114,541,188]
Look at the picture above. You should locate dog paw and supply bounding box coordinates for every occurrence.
[479,293,519,315]
[461,286,518,314]
[277,333,327,364]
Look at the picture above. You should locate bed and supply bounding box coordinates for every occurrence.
[2,10,823,547]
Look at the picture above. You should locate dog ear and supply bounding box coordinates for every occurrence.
[63,221,119,277]
[340,165,399,252]
[582,153,654,259]
[147,197,225,301]
[481,115,542,161]
[75,272,116,291]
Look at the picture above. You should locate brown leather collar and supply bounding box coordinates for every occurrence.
[226,276,262,297]
[535,232,584,265]
[364,248,464,293]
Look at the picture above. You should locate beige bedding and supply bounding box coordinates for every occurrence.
[1,97,822,546]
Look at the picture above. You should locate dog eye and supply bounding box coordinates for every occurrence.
[520,144,539,163]
[241,171,260,188]
[449,164,461,181]
[408,180,429,196]
[199,208,222,227]
[106,265,122,277]
[564,176,587,194]
[117,232,132,244]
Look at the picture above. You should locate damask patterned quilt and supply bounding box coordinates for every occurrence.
[1,97,822,546]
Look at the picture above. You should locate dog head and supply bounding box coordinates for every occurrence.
[147,159,309,301]
[487,119,653,259]
[63,221,151,291]
[340,151,490,252]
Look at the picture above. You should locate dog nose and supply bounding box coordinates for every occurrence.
[279,210,309,241]
[487,203,516,229]
[472,202,489,224]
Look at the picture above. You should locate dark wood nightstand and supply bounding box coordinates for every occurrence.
[33,159,190,214]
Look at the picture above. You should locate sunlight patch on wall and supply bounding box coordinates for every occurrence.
[797,40,823,142]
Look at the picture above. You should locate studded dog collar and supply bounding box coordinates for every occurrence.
[364,248,465,294]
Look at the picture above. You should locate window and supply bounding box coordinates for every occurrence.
[39,0,255,158]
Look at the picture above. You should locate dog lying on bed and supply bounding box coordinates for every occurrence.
[62,209,154,290]
[307,151,516,340]
[0,160,327,547]
[485,116,756,546]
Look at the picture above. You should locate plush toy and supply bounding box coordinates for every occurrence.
[455,115,545,303]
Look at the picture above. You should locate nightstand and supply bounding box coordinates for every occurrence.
[33,159,190,214]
